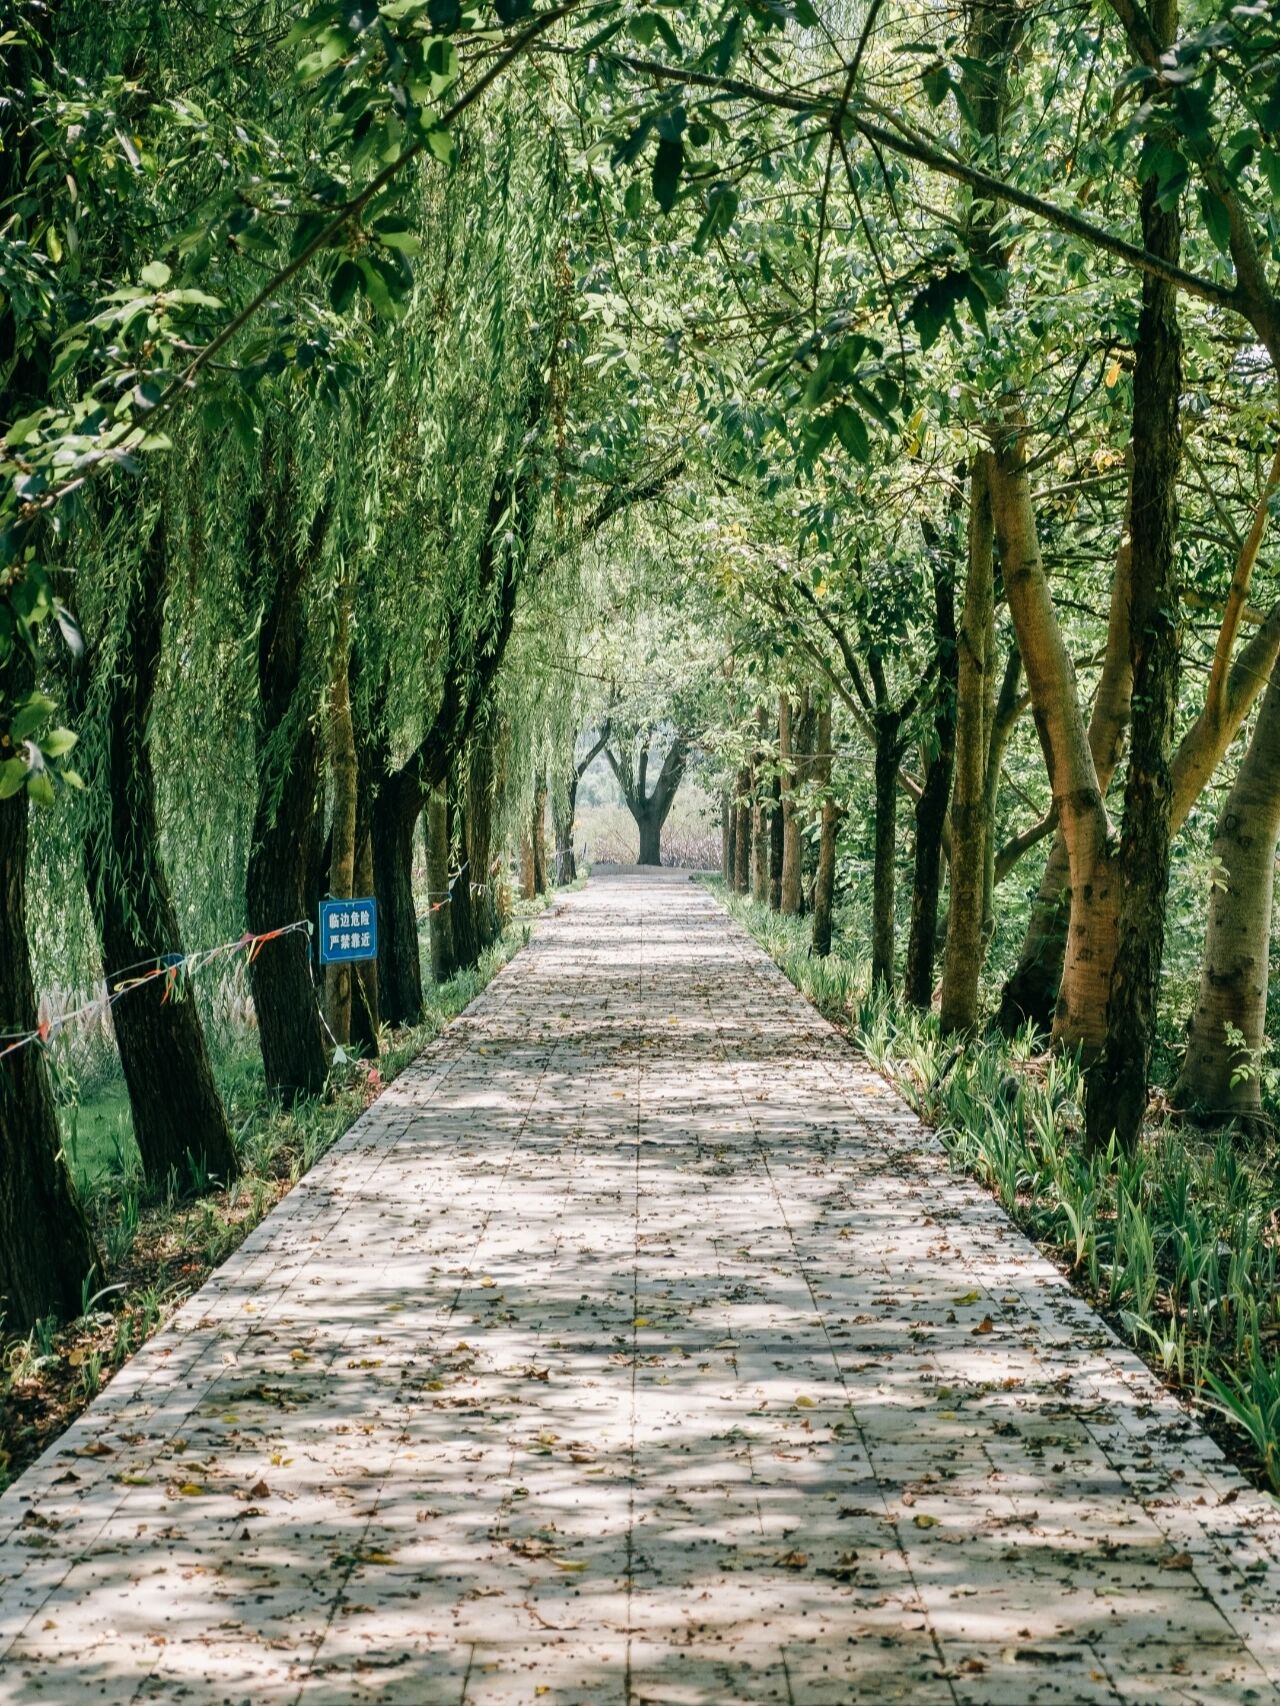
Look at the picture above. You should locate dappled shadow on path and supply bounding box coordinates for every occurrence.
[1,874,1279,1704]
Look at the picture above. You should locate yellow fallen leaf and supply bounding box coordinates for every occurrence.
[952,1290,980,1306]
[177,1482,206,1497]
[913,1513,938,1528]
[360,1550,395,1565]
[480,1276,496,1289]
[555,1559,588,1572]
[795,1396,816,1408]
[633,1316,650,1328]
[289,1349,309,1361]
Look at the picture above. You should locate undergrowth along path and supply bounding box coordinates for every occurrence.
[0,870,1278,1703]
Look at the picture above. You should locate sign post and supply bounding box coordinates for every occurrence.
[317,898,378,966]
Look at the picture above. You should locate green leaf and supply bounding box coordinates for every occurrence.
[10,694,55,742]
[833,404,870,463]
[41,727,78,759]
[693,184,738,253]
[652,136,683,214]
[26,770,55,808]
[140,261,172,290]
[330,259,363,314]
[0,758,27,801]
[1197,185,1231,255]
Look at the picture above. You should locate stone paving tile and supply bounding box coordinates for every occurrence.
[2,869,1279,1703]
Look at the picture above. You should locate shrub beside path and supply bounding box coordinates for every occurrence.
[1,869,1278,1703]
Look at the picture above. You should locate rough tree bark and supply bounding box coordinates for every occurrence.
[81,516,238,1186]
[325,586,358,1046]
[751,706,770,903]
[349,663,382,1055]
[779,693,805,916]
[245,461,330,1104]
[904,544,958,1008]
[733,765,752,894]
[1085,84,1183,1153]
[988,417,1114,1057]
[870,696,902,990]
[1176,654,1280,1129]
[939,453,996,1032]
[0,670,100,1331]
[425,786,455,983]
[768,766,784,910]
[812,699,839,957]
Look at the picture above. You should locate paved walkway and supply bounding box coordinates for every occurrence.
[2,871,1279,1705]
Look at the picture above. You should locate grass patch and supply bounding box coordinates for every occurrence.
[709,880,1280,1499]
[1,920,531,1490]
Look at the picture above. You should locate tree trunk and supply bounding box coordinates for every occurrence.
[553,775,577,885]
[325,591,358,1046]
[82,521,238,1187]
[722,792,734,884]
[768,767,784,909]
[988,415,1112,1058]
[636,811,661,866]
[469,712,502,949]
[940,452,996,1032]
[245,480,330,1102]
[780,693,807,916]
[812,699,838,957]
[350,676,382,1055]
[0,740,100,1331]
[734,766,752,894]
[1084,27,1183,1154]
[531,780,548,894]
[871,710,900,988]
[1176,655,1280,1128]
[425,784,455,984]
[904,557,957,1008]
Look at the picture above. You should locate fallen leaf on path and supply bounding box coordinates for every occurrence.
[972,1316,994,1335]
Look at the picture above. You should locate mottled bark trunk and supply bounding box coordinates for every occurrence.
[768,769,784,910]
[466,715,501,950]
[722,793,734,884]
[904,556,957,1009]
[553,775,577,885]
[425,785,455,984]
[531,780,548,894]
[999,459,1137,1036]
[82,522,237,1186]
[450,771,481,973]
[940,452,996,1032]
[733,766,752,895]
[246,491,329,1101]
[812,700,838,958]
[636,812,661,867]
[0,734,99,1330]
[988,416,1111,1059]
[350,684,381,1055]
[1176,656,1280,1127]
[871,710,900,989]
[1085,137,1182,1153]
[779,693,806,916]
[325,593,357,1046]
[372,772,424,1028]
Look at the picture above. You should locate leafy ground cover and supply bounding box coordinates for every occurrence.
[711,881,1280,1497]
[0,912,539,1490]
